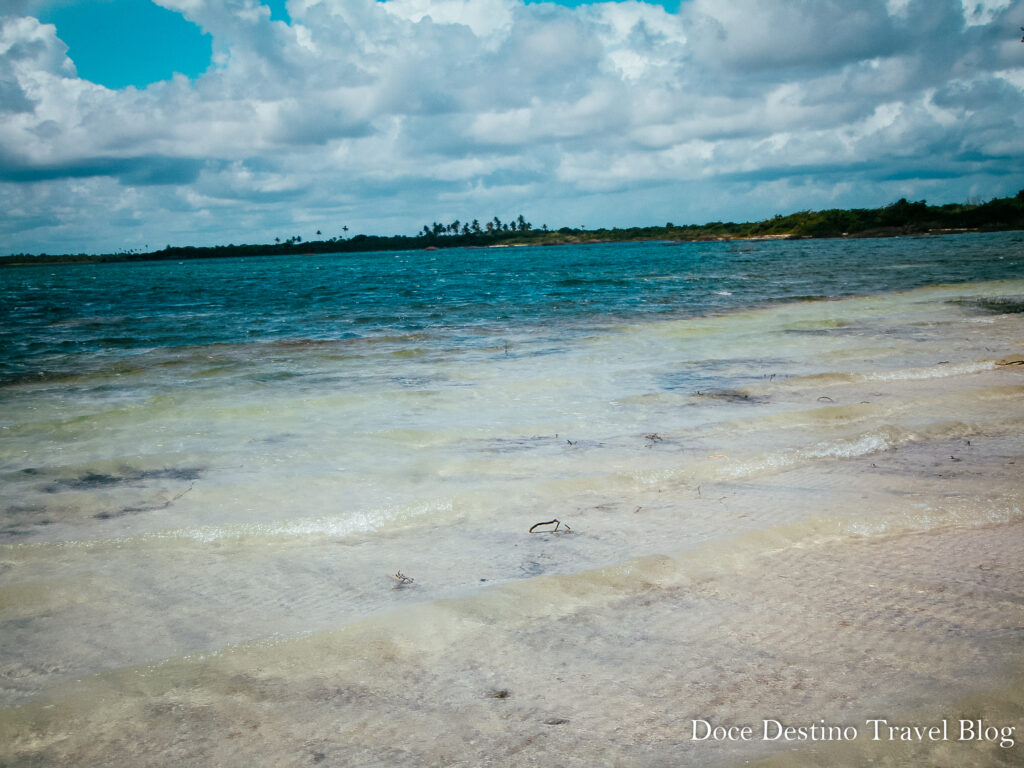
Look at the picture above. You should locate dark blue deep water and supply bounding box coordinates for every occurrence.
[2,232,1023,384]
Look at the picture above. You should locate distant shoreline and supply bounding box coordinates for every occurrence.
[4,193,1022,267]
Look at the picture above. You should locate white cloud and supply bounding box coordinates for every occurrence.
[685,0,904,73]
[960,0,1012,26]
[1,0,1022,254]
[379,0,516,40]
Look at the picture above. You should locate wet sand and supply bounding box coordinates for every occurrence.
[1,523,1021,767]
[2,444,1022,766]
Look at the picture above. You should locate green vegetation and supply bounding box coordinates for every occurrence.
[4,191,1023,266]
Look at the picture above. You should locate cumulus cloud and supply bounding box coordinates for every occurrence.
[1,0,1022,253]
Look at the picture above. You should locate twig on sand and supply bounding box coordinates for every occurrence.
[529,519,572,534]
[817,396,835,402]
[393,571,415,588]
[997,360,1024,366]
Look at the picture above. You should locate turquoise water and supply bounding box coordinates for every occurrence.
[3,233,1022,385]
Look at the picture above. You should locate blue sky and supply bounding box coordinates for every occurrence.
[34,0,216,89]
[33,0,680,89]
[2,0,1023,254]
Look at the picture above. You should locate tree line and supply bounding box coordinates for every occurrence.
[420,215,536,237]
[3,193,1023,266]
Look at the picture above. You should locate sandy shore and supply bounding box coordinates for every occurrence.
[2,281,1023,767]
[2,466,1021,766]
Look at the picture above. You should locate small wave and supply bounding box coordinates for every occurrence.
[157,498,456,544]
[3,499,456,551]
[553,277,629,288]
[719,427,907,479]
[860,360,996,382]
[789,360,996,388]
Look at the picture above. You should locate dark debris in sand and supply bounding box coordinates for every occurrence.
[43,466,205,492]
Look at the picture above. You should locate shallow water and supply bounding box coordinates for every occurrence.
[1,234,1023,765]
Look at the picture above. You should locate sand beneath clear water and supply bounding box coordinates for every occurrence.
[1,282,1023,767]
[2,515,1021,767]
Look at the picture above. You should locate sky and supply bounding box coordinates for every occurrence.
[1,0,1022,254]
